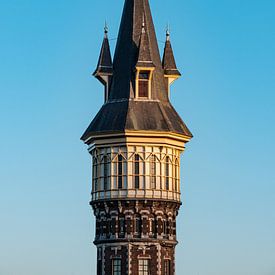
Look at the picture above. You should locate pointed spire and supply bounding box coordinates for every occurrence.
[136,14,155,69]
[110,0,166,101]
[93,23,113,83]
[162,27,181,77]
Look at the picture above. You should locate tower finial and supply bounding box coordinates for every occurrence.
[104,20,108,38]
[166,23,170,41]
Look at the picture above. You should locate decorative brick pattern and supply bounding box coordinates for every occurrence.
[92,200,179,274]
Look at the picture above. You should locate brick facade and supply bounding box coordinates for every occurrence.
[92,200,179,274]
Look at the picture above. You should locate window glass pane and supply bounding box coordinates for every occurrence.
[164,260,171,275]
[118,155,123,189]
[139,81,149,98]
[120,218,125,234]
[113,259,121,275]
[136,218,141,234]
[150,155,156,189]
[138,259,150,275]
[165,157,169,190]
[134,154,140,189]
[139,71,150,79]
[93,158,99,191]
[174,159,179,192]
[104,156,108,190]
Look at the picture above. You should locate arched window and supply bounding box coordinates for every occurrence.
[165,156,170,190]
[150,155,157,189]
[134,154,140,189]
[138,71,150,98]
[113,153,127,190]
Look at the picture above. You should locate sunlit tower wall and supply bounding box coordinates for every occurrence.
[81,0,192,274]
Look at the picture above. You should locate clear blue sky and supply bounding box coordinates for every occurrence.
[0,0,274,274]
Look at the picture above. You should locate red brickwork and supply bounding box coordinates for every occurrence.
[92,200,179,274]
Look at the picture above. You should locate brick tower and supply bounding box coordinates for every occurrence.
[81,1,192,274]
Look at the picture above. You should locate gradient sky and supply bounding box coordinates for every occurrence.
[0,0,275,274]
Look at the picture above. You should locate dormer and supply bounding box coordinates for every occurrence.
[162,29,181,97]
[93,25,113,102]
[135,19,155,99]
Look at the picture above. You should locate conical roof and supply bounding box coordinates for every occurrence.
[93,27,113,80]
[81,0,192,142]
[162,30,181,76]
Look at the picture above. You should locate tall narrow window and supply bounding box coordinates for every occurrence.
[150,155,157,189]
[166,220,170,236]
[164,260,171,275]
[138,71,150,98]
[165,156,170,190]
[174,159,179,192]
[119,218,125,235]
[163,220,167,237]
[152,218,157,237]
[93,157,99,192]
[134,154,140,189]
[98,247,102,275]
[106,218,111,237]
[138,259,150,275]
[112,259,121,275]
[111,217,116,236]
[103,155,108,190]
[135,217,142,237]
[118,155,123,189]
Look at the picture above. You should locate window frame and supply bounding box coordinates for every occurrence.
[103,155,109,190]
[164,259,171,275]
[134,154,140,189]
[118,154,123,189]
[165,156,170,190]
[112,258,122,275]
[93,157,99,192]
[135,68,154,99]
[174,158,179,192]
[138,258,150,275]
[150,155,157,189]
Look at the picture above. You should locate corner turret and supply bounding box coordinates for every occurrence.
[162,28,181,96]
[93,24,113,102]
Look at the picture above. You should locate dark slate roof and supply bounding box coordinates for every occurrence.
[136,22,155,68]
[162,32,181,76]
[93,30,113,78]
[81,0,192,142]
[81,100,192,139]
